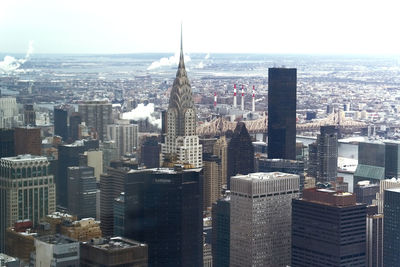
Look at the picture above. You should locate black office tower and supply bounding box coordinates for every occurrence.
[212,196,230,267]
[123,167,203,267]
[67,166,97,219]
[57,143,86,208]
[54,106,69,141]
[383,188,400,266]
[292,188,366,266]
[227,122,254,189]
[268,68,297,160]
[0,129,15,158]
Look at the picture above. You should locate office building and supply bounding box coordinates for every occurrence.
[227,122,254,189]
[5,221,36,263]
[57,142,86,208]
[383,188,400,266]
[267,67,297,160]
[316,126,338,183]
[330,176,348,192]
[69,112,82,142]
[113,192,125,237]
[100,140,118,172]
[230,172,299,267]
[213,136,228,187]
[0,129,15,158]
[161,35,202,168]
[54,105,73,141]
[59,218,102,242]
[80,237,148,267]
[78,100,113,141]
[203,154,222,210]
[375,178,400,213]
[0,97,22,129]
[212,196,230,267]
[106,120,139,157]
[123,167,203,267]
[0,155,56,252]
[99,166,126,237]
[83,150,103,182]
[33,235,80,267]
[14,127,41,156]
[256,157,305,193]
[292,188,366,266]
[366,210,383,267]
[354,180,379,205]
[354,141,385,186]
[67,166,97,219]
[23,104,35,126]
[140,136,160,168]
[384,141,400,178]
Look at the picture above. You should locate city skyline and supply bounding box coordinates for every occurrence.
[2,0,400,55]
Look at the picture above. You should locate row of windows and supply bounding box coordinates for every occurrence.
[0,166,48,179]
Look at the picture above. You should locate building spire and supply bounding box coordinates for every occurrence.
[179,23,185,69]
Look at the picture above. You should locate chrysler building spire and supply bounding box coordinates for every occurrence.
[161,27,202,168]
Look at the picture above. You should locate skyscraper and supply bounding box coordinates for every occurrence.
[267,68,297,160]
[54,105,70,141]
[0,129,15,158]
[314,125,338,183]
[123,167,203,267]
[383,188,400,266]
[106,120,139,157]
[230,172,299,267]
[67,166,97,219]
[384,141,400,178]
[14,127,41,156]
[212,196,230,267]
[354,141,385,186]
[161,32,202,168]
[69,112,81,142]
[78,100,113,141]
[292,188,366,266]
[227,122,254,189]
[140,136,160,168]
[0,155,56,252]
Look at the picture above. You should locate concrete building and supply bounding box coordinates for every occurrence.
[161,35,202,168]
[230,172,299,267]
[5,221,36,263]
[83,150,103,182]
[100,140,118,172]
[354,180,379,205]
[106,120,138,157]
[59,218,102,242]
[375,178,400,213]
[383,188,400,266]
[268,68,297,160]
[80,237,148,267]
[292,188,366,266]
[78,100,113,141]
[203,154,222,210]
[33,235,80,267]
[0,155,55,252]
[67,166,97,219]
[0,97,22,129]
[23,104,35,126]
[366,209,383,267]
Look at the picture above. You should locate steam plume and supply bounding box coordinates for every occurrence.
[0,41,34,73]
[147,52,191,70]
[122,103,161,128]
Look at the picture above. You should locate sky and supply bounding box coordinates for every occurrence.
[1,0,400,54]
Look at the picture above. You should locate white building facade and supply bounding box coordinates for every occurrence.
[230,172,300,267]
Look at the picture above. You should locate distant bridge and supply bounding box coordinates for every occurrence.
[197,111,367,136]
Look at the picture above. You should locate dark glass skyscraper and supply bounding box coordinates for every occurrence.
[292,188,366,266]
[227,122,254,189]
[212,196,230,267]
[383,188,400,266]
[0,129,15,158]
[316,125,338,183]
[267,68,297,160]
[67,166,97,219]
[384,141,400,178]
[54,105,69,141]
[123,167,203,267]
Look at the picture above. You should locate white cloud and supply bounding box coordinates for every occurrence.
[147,52,191,70]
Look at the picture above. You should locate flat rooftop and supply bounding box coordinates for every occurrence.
[86,237,146,250]
[232,172,298,181]
[37,234,77,245]
[1,154,48,162]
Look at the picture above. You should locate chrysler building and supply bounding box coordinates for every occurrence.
[161,30,202,168]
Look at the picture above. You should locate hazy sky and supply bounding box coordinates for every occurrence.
[1,0,400,54]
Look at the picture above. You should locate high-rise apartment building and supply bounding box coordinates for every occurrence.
[78,100,113,141]
[0,155,56,252]
[14,127,41,156]
[383,188,400,266]
[67,166,97,219]
[230,172,299,267]
[227,122,254,189]
[122,167,203,267]
[292,188,366,266]
[106,120,138,157]
[267,68,297,160]
[161,35,202,168]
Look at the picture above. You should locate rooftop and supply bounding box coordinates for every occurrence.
[86,237,146,250]
[37,234,77,245]
[232,172,298,181]
[1,154,48,162]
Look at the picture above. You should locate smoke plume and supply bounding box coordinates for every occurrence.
[122,103,161,128]
[0,41,34,73]
[147,52,191,70]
